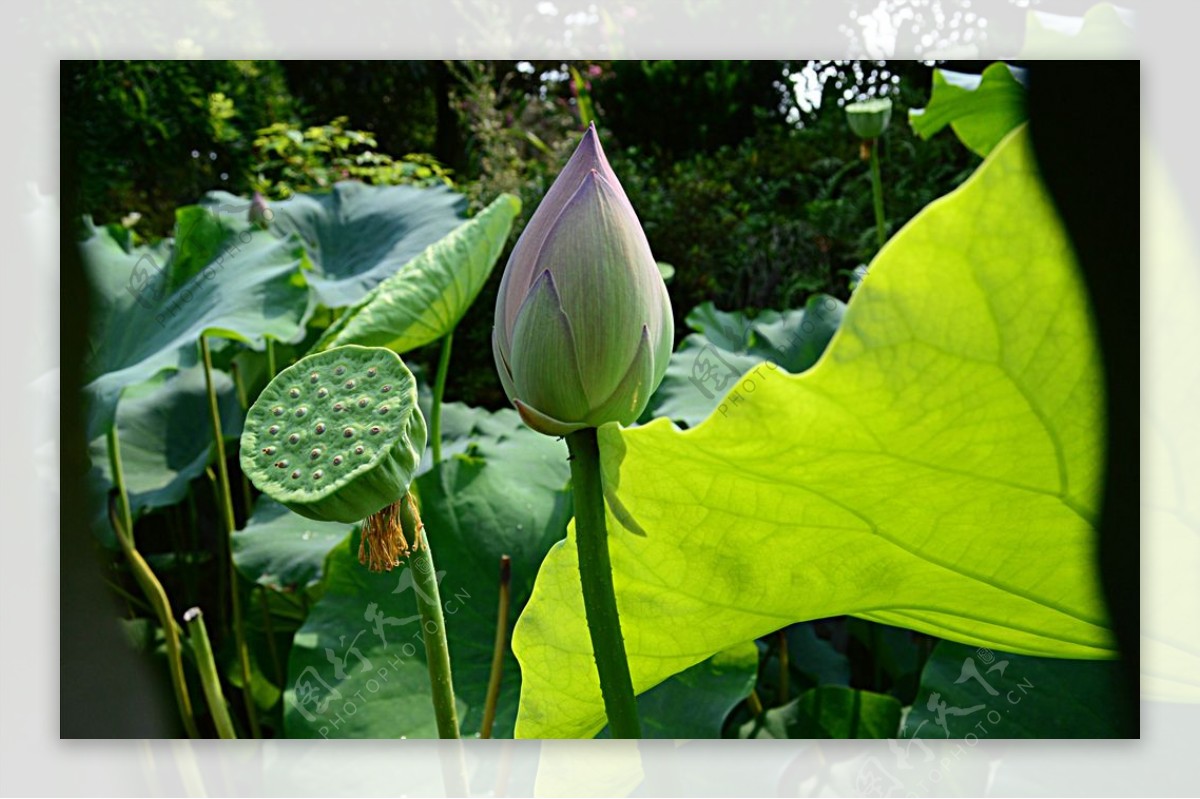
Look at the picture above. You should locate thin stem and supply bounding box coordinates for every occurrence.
[868,138,888,249]
[106,426,200,739]
[777,628,790,706]
[564,428,641,738]
[480,554,512,739]
[183,607,238,739]
[229,361,255,520]
[747,688,765,717]
[266,338,277,379]
[200,335,261,738]
[400,494,461,738]
[258,588,286,689]
[431,331,453,465]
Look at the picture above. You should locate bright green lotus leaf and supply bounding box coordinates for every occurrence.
[739,687,902,739]
[81,212,312,439]
[318,194,520,354]
[206,182,467,308]
[909,62,1028,158]
[597,641,758,738]
[283,406,570,738]
[232,496,358,591]
[644,293,845,427]
[512,126,1111,739]
[903,641,1125,738]
[86,362,243,534]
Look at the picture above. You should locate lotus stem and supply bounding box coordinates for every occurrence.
[266,338,277,379]
[480,554,512,739]
[229,360,256,518]
[183,607,238,739]
[777,628,790,705]
[565,428,641,738]
[400,493,461,738]
[431,331,453,465]
[869,138,888,249]
[106,426,200,739]
[200,335,261,738]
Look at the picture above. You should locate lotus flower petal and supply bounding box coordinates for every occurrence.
[509,270,591,427]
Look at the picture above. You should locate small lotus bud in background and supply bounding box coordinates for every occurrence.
[249,192,272,228]
[492,123,673,436]
[846,97,893,143]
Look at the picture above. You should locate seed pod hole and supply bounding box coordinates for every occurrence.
[317,388,329,398]
[310,448,321,460]
[275,460,288,468]
[381,385,392,393]
[262,446,275,455]
[333,402,344,412]
[332,455,343,466]
[291,470,301,479]
[272,407,284,416]
[379,406,389,415]
[295,407,308,418]
[354,445,365,455]
[289,388,300,398]
[370,426,381,435]
[268,425,279,434]
[310,372,320,383]
[358,398,369,408]
[289,434,300,444]
[367,367,377,377]
[313,470,324,480]
[345,379,356,389]
[315,423,326,434]
[343,427,354,438]
[335,366,346,376]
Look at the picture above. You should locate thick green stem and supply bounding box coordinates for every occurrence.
[266,338,277,379]
[200,336,261,738]
[400,494,461,738]
[106,426,200,739]
[431,331,453,465]
[869,139,887,249]
[564,428,641,738]
[229,361,255,519]
[480,554,512,739]
[183,607,238,739]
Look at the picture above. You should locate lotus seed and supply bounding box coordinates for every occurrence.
[273,406,284,416]
[343,427,354,438]
[262,446,275,455]
[317,388,328,398]
[268,425,279,434]
[289,388,300,398]
[275,460,288,468]
[289,434,300,444]
[310,448,321,459]
[315,423,326,434]
[358,398,369,408]
[313,470,324,480]
[367,367,377,377]
[335,366,345,376]
[291,470,301,479]
[295,407,307,418]
[345,379,356,389]
[333,402,344,412]
[310,372,319,383]
[332,455,343,465]
[381,385,392,393]
[354,445,365,455]
[370,426,381,435]
[379,406,389,415]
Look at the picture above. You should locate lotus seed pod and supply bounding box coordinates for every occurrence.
[845,97,893,140]
[240,345,426,523]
